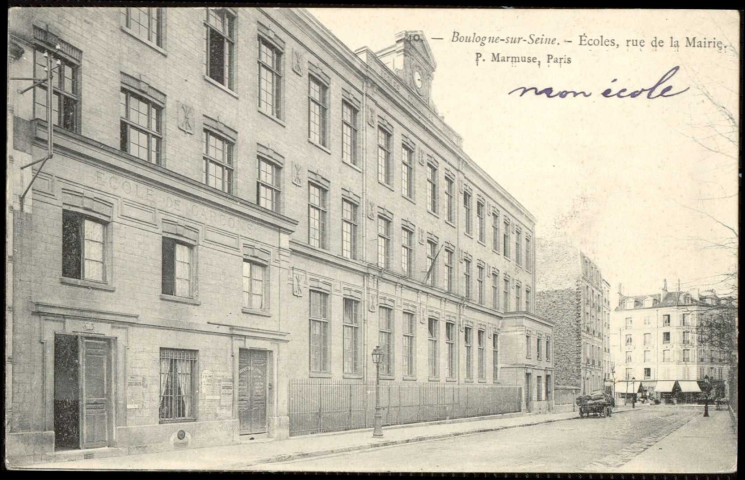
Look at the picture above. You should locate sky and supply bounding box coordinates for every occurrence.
[308,8,739,301]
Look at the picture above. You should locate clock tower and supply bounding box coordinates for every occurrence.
[375,30,437,108]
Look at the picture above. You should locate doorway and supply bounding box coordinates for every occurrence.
[238,349,268,434]
[525,372,532,412]
[53,335,111,450]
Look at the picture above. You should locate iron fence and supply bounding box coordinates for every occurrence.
[288,379,522,436]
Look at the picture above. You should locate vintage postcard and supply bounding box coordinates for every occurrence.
[6,6,738,473]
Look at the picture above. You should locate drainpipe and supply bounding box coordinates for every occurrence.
[361,75,369,384]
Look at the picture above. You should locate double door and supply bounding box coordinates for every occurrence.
[238,349,268,434]
[54,335,111,449]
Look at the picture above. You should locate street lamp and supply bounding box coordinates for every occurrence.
[631,377,636,408]
[371,345,384,437]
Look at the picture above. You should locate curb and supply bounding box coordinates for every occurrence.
[228,412,632,469]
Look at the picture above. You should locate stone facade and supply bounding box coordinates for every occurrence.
[535,238,610,395]
[7,7,545,465]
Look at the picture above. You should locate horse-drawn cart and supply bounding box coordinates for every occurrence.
[576,392,613,418]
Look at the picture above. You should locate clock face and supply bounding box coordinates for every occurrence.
[413,70,423,90]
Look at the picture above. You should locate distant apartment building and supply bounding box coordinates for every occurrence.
[535,238,611,397]
[610,280,733,401]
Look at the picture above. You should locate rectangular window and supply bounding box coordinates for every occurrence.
[625,334,633,345]
[546,337,551,360]
[492,334,499,381]
[123,8,162,46]
[464,192,472,235]
[537,337,542,360]
[341,200,358,260]
[526,335,531,358]
[203,130,233,194]
[402,145,414,199]
[683,331,690,344]
[644,367,651,380]
[663,314,671,326]
[626,351,632,363]
[162,238,193,298]
[477,201,485,243]
[120,89,162,164]
[401,228,413,276]
[206,8,234,89]
[159,349,197,422]
[477,265,485,305]
[503,278,510,311]
[644,350,651,362]
[309,291,330,373]
[492,213,500,252]
[308,183,328,249]
[492,272,499,309]
[625,317,633,329]
[426,240,437,287]
[465,326,473,380]
[515,230,522,266]
[427,163,438,213]
[403,312,416,378]
[308,76,328,147]
[625,368,633,379]
[644,316,650,326]
[242,261,266,310]
[445,176,455,223]
[663,332,671,344]
[428,317,439,378]
[515,284,522,311]
[257,157,281,212]
[477,330,485,380]
[464,259,472,300]
[343,298,360,375]
[34,47,79,131]
[62,211,106,282]
[503,221,510,258]
[377,128,392,186]
[644,333,651,345]
[525,237,532,271]
[377,216,391,269]
[446,322,456,379]
[379,307,394,376]
[445,248,454,293]
[341,101,358,165]
[258,37,282,118]
[663,350,671,362]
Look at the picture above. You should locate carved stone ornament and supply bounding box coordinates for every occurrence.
[367,201,376,220]
[418,150,426,166]
[292,271,303,297]
[177,101,194,135]
[292,48,303,76]
[292,161,303,187]
[367,106,376,127]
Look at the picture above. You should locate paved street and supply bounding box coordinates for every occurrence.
[257,407,735,473]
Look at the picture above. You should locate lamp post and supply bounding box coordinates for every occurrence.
[631,377,636,408]
[703,375,711,417]
[371,345,384,437]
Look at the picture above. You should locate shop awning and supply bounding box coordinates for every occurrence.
[655,381,676,393]
[615,381,642,393]
[678,380,701,393]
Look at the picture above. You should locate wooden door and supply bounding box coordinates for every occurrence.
[80,338,110,448]
[238,350,268,434]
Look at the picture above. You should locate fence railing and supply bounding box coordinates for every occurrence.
[288,379,522,437]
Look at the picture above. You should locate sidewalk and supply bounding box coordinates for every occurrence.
[613,408,737,473]
[21,407,637,470]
